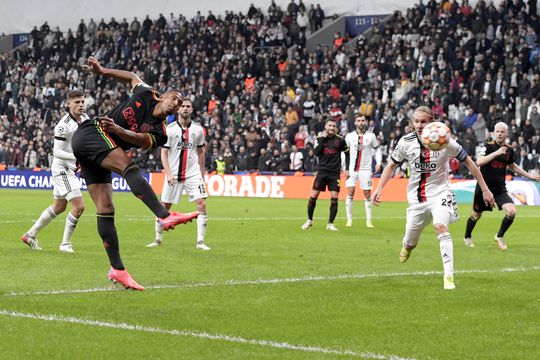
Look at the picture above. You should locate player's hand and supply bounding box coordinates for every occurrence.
[530,174,540,182]
[343,170,350,179]
[482,189,496,208]
[98,116,120,133]
[372,188,382,206]
[321,130,328,138]
[375,164,381,173]
[496,146,507,156]
[83,56,104,75]
[167,174,176,186]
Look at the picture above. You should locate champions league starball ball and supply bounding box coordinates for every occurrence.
[421,121,451,150]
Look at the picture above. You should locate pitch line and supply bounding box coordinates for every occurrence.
[4,266,539,297]
[0,309,415,360]
[4,213,540,224]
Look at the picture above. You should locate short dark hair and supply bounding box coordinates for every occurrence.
[325,118,336,124]
[67,90,84,99]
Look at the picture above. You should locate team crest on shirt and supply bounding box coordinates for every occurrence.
[412,148,438,173]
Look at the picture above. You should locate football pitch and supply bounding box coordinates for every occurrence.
[0,188,539,360]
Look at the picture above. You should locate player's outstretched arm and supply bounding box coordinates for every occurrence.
[463,156,495,207]
[372,159,399,205]
[84,56,143,89]
[508,163,540,181]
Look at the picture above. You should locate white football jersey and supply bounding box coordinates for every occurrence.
[163,120,205,181]
[391,132,467,205]
[52,113,89,172]
[346,130,379,172]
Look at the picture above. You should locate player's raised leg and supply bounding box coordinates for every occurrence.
[101,149,198,229]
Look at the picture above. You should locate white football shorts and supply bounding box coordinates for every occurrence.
[161,175,208,204]
[405,190,459,230]
[53,170,82,201]
[345,169,372,190]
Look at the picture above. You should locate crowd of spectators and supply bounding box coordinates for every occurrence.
[1,0,540,178]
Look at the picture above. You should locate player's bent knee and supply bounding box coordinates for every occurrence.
[122,162,140,177]
[433,223,449,234]
[505,205,516,218]
[196,200,206,213]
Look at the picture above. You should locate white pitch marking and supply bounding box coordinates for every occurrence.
[6,213,540,224]
[0,309,415,360]
[5,266,539,297]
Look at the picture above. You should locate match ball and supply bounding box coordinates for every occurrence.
[421,122,451,151]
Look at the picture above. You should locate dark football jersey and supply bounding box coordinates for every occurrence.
[106,83,167,150]
[314,135,349,173]
[477,141,514,193]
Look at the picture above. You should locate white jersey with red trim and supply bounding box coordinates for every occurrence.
[345,130,378,172]
[163,120,205,181]
[391,132,467,205]
[52,112,89,172]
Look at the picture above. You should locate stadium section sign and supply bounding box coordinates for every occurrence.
[345,15,388,36]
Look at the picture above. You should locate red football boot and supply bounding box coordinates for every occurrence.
[107,267,145,291]
[158,211,199,231]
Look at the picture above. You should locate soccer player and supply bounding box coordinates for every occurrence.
[345,115,381,228]
[21,90,88,253]
[71,57,198,291]
[301,118,349,231]
[464,122,540,249]
[146,99,210,250]
[372,106,495,290]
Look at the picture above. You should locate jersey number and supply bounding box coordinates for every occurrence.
[198,184,207,195]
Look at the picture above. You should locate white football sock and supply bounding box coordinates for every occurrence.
[345,195,353,222]
[28,206,57,237]
[197,213,208,244]
[62,212,79,244]
[365,199,372,222]
[438,232,454,275]
[155,219,163,241]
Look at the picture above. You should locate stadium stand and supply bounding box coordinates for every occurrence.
[0,0,539,177]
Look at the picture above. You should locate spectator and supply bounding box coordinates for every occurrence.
[289,144,304,171]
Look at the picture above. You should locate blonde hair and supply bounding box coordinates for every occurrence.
[413,106,435,121]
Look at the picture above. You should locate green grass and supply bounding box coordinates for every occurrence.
[0,188,539,360]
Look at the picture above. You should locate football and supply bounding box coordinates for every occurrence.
[421,121,451,150]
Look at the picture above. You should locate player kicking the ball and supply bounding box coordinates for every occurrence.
[71,57,199,290]
[372,106,495,290]
[146,99,210,250]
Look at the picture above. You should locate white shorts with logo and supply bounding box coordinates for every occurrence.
[161,175,208,204]
[52,170,82,201]
[405,190,458,230]
[345,169,372,190]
